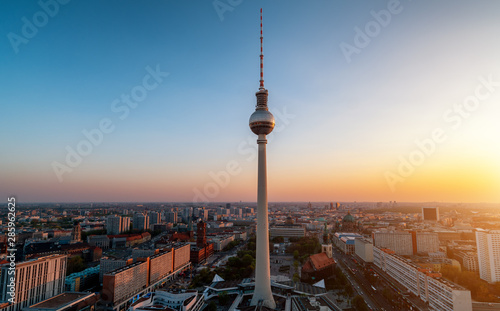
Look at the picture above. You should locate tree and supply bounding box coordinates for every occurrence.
[218,291,229,305]
[352,295,369,311]
[206,301,217,311]
[242,254,255,267]
[272,236,284,243]
[67,256,86,275]
[344,284,354,297]
[293,250,299,260]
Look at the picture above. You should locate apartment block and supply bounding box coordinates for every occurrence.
[476,229,500,283]
[372,231,413,256]
[0,255,67,311]
[102,243,191,311]
[269,225,305,238]
[374,247,471,311]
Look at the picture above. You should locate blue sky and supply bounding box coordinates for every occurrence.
[1,0,500,203]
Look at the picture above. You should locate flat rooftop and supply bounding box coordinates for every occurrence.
[28,292,95,310]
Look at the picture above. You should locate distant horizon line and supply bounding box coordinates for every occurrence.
[6,200,500,205]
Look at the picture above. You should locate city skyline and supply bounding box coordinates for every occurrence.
[1,1,500,203]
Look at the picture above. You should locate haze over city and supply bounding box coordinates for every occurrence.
[1,0,500,203]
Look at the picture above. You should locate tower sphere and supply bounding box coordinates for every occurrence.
[249,109,275,135]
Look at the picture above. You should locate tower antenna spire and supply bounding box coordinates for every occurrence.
[259,8,264,90]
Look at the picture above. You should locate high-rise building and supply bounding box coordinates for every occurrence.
[0,255,67,311]
[107,215,122,235]
[166,211,178,224]
[476,229,500,283]
[249,9,275,308]
[422,207,439,222]
[133,213,149,231]
[182,207,193,222]
[121,216,131,233]
[149,212,161,225]
[193,207,200,218]
[200,209,208,221]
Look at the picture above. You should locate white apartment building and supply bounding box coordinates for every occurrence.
[374,247,471,311]
[0,255,67,311]
[416,232,439,254]
[121,217,131,233]
[372,231,413,255]
[476,229,500,283]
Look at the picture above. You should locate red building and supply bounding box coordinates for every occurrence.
[190,221,214,264]
[301,252,336,283]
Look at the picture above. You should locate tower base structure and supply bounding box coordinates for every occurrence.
[250,135,276,309]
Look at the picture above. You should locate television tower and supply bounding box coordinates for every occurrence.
[249,8,276,309]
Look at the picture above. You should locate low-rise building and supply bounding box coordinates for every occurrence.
[354,238,373,263]
[128,290,203,311]
[269,225,305,238]
[301,252,336,283]
[333,232,362,254]
[25,292,98,311]
[208,235,235,252]
[65,266,100,292]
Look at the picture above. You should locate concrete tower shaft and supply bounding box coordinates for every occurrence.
[249,8,276,309]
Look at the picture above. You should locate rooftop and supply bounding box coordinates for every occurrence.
[27,292,97,311]
[308,253,336,270]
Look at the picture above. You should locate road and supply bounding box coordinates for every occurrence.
[331,247,422,311]
[331,248,379,310]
